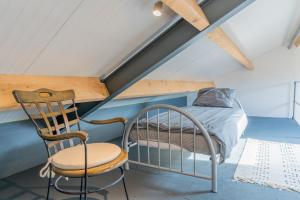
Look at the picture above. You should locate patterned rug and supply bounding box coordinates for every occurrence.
[234,139,300,192]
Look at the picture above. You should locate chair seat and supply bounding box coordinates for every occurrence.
[52,150,128,177]
[52,143,121,170]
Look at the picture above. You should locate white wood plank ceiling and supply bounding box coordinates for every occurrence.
[146,0,300,80]
[0,0,174,76]
[0,0,299,80]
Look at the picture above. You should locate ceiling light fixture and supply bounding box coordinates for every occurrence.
[153,1,163,17]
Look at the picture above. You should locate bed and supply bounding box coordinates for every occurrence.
[122,91,248,193]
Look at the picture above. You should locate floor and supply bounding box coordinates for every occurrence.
[1,117,300,200]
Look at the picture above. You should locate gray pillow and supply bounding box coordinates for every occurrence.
[193,87,236,108]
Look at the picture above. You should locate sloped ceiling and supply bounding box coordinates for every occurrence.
[0,0,175,76]
[146,36,243,81]
[146,0,300,80]
[0,0,299,123]
[0,0,299,80]
[221,0,300,60]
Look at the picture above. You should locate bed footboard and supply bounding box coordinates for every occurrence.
[122,104,217,193]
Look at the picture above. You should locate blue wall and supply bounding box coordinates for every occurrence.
[0,96,187,178]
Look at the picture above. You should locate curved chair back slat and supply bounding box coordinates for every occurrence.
[13,88,80,155]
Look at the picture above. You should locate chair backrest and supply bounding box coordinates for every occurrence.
[13,88,81,155]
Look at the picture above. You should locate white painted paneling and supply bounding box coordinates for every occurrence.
[0,0,175,76]
[172,46,300,118]
[153,46,300,118]
[294,82,300,125]
[0,0,82,73]
[147,0,300,80]
[146,0,300,118]
[26,0,175,77]
[1,0,297,79]
[221,0,300,59]
[146,36,243,81]
[1,0,300,120]
[216,47,300,118]
[148,0,300,82]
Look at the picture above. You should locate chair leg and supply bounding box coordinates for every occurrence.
[84,175,88,200]
[46,170,52,200]
[120,168,129,200]
[80,177,83,200]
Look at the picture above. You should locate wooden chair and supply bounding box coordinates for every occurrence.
[13,88,129,200]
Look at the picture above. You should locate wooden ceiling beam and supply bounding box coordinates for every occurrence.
[162,0,254,70]
[118,79,214,99]
[295,35,300,47]
[207,27,254,70]
[162,0,209,31]
[0,74,214,111]
[0,75,109,110]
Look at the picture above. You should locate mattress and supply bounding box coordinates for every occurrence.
[130,128,220,155]
[129,106,248,162]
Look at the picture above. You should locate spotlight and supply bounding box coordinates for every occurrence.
[153,1,163,16]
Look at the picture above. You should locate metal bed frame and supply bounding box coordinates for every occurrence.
[123,104,218,193]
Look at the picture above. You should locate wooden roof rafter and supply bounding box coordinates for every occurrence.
[162,0,254,70]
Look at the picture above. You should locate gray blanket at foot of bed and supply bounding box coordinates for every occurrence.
[131,106,248,163]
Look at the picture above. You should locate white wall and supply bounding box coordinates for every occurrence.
[294,82,300,124]
[215,46,300,118]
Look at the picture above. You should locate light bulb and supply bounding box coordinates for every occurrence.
[153,10,162,16]
[153,1,163,17]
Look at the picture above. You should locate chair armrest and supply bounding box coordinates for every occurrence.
[41,131,88,142]
[81,117,128,125]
